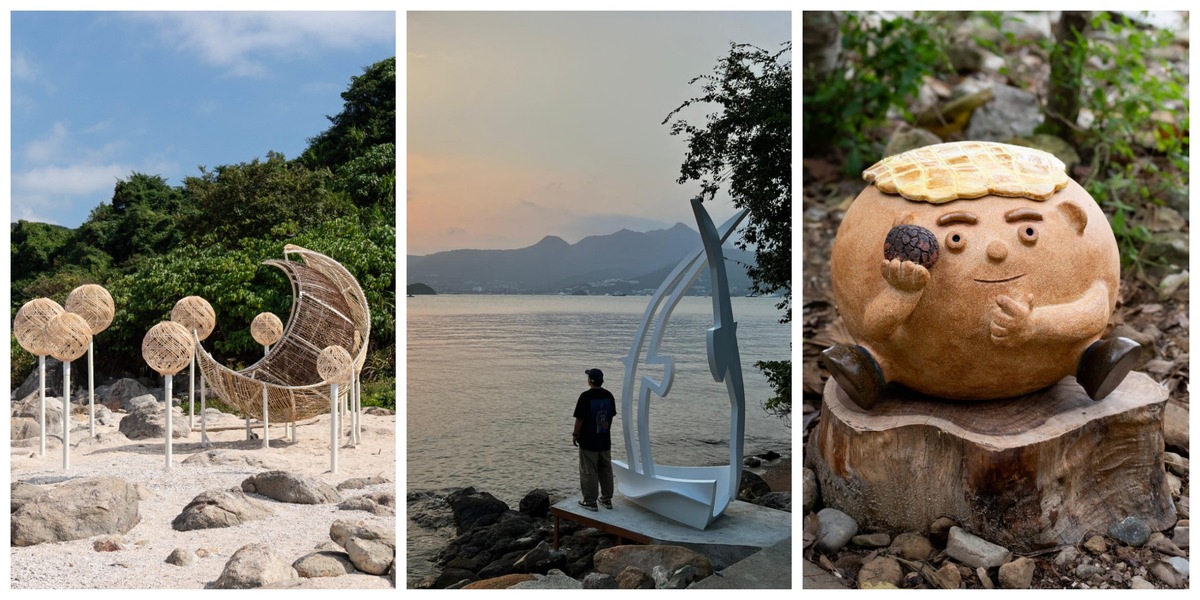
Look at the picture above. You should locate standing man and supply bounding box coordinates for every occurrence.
[573,368,616,511]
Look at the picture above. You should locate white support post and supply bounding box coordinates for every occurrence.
[200,373,210,448]
[262,383,270,449]
[353,375,361,446]
[188,354,195,431]
[38,356,46,457]
[63,360,71,470]
[165,374,173,469]
[88,341,95,438]
[330,382,339,473]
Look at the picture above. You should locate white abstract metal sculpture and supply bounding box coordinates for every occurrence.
[613,198,749,530]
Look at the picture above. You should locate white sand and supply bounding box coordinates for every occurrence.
[9,407,396,589]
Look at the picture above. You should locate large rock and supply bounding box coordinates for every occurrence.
[10,395,64,440]
[738,471,772,501]
[11,481,46,514]
[463,574,537,589]
[241,471,340,504]
[592,545,713,580]
[11,357,64,400]
[615,566,654,589]
[815,508,858,553]
[119,402,190,439]
[946,527,1011,568]
[124,393,160,413]
[446,487,509,533]
[182,450,273,469]
[513,540,566,575]
[519,489,550,518]
[337,475,392,490]
[97,378,151,411]
[330,519,395,575]
[510,568,582,589]
[434,509,540,570]
[292,551,356,578]
[11,477,140,546]
[965,84,1042,142]
[211,543,298,589]
[338,491,395,516]
[172,488,274,531]
[754,491,792,512]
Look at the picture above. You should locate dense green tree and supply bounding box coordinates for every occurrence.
[665,41,792,420]
[9,220,72,285]
[302,57,396,172]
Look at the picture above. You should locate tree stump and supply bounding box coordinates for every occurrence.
[806,372,1175,551]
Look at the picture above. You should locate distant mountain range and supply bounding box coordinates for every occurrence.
[407,223,759,295]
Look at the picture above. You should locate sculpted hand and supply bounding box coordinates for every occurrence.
[880,258,930,294]
[990,293,1034,347]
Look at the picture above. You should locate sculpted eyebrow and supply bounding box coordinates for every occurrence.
[936,211,978,226]
[1005,208,1044,222]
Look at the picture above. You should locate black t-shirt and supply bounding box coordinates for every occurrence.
[573,387,617,452]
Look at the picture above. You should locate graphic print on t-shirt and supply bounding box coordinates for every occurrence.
[591,398,611,434]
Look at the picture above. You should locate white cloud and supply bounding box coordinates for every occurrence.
[134,12,394,77]
[24,122,71,164]
[14,164,128,197]
[11,50,39,81]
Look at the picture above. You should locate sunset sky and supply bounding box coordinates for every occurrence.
[407,11,790,256]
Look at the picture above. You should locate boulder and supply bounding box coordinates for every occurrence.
[241,471,340,504]
[10,395,63,440]
[11,481,46,514]
[434,568,477,589]
[292,551,356,578]
[446,487,509,533]
[11,477,140,546]
[582,572,618,589]
[615,566,654,589]
[884,125,942,158]
[172,488,274,531]
[97,378,151,411]
[330,519,395,575]
[337,491,395,516]
[95,405,115,426]
[211,543,298,589]
[519,489,550,518]
[592,545,713,580]
[124,392,162,413]
[336,475,392,490]
[738,470,771,501]
[754,491,791,512]
[513,540,566,575]
[181,450,273,469]
[166,548,196,566]
[118,403,190,439]
[11,357,64,400]
[965,84,1042,142]
[463,573,537,589]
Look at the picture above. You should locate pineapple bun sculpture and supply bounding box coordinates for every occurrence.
[825,141,1139,409]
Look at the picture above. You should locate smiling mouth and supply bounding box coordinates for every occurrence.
[974,274,1026,284]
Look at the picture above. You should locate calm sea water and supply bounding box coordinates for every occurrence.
[406,294,791,581]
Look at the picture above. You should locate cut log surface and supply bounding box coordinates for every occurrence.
[807,372,1176,551]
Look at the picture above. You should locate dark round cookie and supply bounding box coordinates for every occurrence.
[883,224,939,268]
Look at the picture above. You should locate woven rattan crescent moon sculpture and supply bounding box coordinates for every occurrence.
[14,298,65,356]
[64,284,115,335]
[143,321,195,376]
[45,312,93,362]
[251,312,284,347]
[317,345,353,384]
[171,296,217,340]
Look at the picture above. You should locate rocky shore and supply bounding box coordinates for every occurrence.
[407,450,792,589]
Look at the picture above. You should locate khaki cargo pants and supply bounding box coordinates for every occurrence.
[578,448,614,504]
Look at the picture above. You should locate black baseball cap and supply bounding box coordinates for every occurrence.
[584,368,604,384]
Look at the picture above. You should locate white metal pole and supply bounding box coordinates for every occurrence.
[63,361,71,470]
[38,356,46,456]
[262,383,269,449]
[353,375,361,446]
[165,374,173,469]
[330,382,339,473]
[200,371,209,448]
[88,341,95,438]
[188,354,195,431]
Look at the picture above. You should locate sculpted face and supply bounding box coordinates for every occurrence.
[830,180,1120,400]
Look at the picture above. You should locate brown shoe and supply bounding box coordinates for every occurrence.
[821,344,885,410]
[1076,336,1141,401]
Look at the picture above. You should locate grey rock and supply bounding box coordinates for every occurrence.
[211,543,299,589]
[330,519,395,575]
[118,403,190,439]
[95,405,115,426]
[815,508,858,553]
[292,551,356,578]
[1165,556,1188,580]
[884,125,942,158]
[1075,563,1105,579]
[518,489,550,518]
[966,84,1042,142]
[581,572,617,589]
[11,357,64,400]
[166,548,196,566]
[337,491,395,516]
[98,378,151,411]
[753,491,791,512]
[1150,561,1181,588]
[10,395,64,440]
[11,477,140,546]
[1163,451,1188,477]
[666,564,701,588]
[511,568,582,589]
[513,540,565,575]
[172,488,273,531]
[1172,526,1189,549]
[851,532,891,548]
[615,566,654,589]
[999,556,1036,589]
[336,475,391,490]
[947,43,984,73]
[1109,516,1152,547]
[1130,575,1155,589]
[802,468,819,513]
[445,487,509,533]
[1055,547,1080,567]
[593,544,713,579]
[738,470,771,501]
[11,481,46,514]
[946,526,1011,568]
[433,568,477,589]
[1007,134,1081,173]
[241,471,340,504]
[124,393,161,413]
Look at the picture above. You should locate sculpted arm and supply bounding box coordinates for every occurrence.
[862,258,929,340]
[991,280,1110,346]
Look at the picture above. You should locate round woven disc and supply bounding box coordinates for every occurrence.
[251,312,284,347]
[45,312,93,362]
[64,284,115,335]
[171,296,216,340]
[14,298,65,356]
[317,345,353,384]
[142,321,195,375]
[863,141,1069,204]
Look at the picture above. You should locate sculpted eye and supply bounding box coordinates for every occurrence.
[1019,225,1038,245]
[945,232,966,252]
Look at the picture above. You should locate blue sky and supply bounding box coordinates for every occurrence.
[9,11,395,227]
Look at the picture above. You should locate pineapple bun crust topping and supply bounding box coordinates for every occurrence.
[863,141,1070,204]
